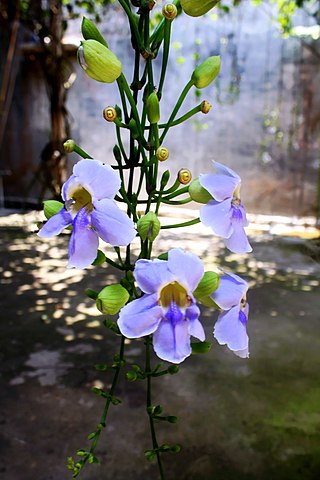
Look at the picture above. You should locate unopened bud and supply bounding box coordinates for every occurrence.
[191,56,220,89]
[189,177,213,203]
[43,200,63,219]
[146,91,160,124]
[129,118,139,139]
[191,341,212,354]
[78,39,122,83]
[81,17,108,47]
[137,211,161,242]
[103,106,117,122]
[178,168,192,185]
[96,284,129,315]
[160,170,170,188]
[201,100,212,114]
[193,271,220,299]
[162,3,178,19]
[156,146,169,162]
[63,139,75,153]
[181,0,219,17]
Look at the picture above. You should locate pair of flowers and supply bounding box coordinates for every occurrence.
[38,159,250,362]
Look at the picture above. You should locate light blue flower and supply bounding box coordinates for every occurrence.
[38,159,136,268]
[211,271,249,358]
[199,161,252,254]
[118,249,205,364]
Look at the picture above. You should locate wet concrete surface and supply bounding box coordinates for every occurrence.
[0,210,320,480]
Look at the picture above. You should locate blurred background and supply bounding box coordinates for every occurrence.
[0,1,320,479]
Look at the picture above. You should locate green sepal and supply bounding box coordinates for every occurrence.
[43,200,64,219]
[126,371,138,382]
[168,364,179,374]
[115,104,122,121]
[144,449,156,461]
[113,144,121,162]
[85,288,98,300]
[193,271,220,299]
[96,284,129,315]
[189,178,213,203]
[103,318,121,334]
[88,455,100,464]
[191,56,221,89]
[81,17,108,47]
[191,341,212,354]
[76,449,88,457]
[157,252,168,261]
[137,211,161,241]
[160,170,170,189]
[92,249,106,266]
[197,295,220,309]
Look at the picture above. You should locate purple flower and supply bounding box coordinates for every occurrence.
[118,249,205,364]
[211,272,249,358]
[38,159,136,268]
[199,161,252,254]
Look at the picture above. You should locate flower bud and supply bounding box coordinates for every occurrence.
[191,341,212,354]
[181,0,219,17]
[156,146,169,162]
[146,91,160,124]
[178,168,192,185]
[137,211,161,242]
[191,56,220,89]
[201,100,212,114]
[81,17,108,47]
[78,39,122,83]
[160,170,170,188]
[63,139,75,153]
[103,106,117,122]
[193,271,220,299]
[162,3,178,19]
[129,118,139,139]
[43,200,64,219]
[189,177,213,203]
[96,284,130,315]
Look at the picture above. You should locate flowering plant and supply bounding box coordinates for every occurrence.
[38,1,253,478]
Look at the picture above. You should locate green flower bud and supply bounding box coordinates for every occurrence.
[160,170,170,189]
[78,39,122,83]
[96,284,129,315]
[81,17,108,47]
[43,200,64,219]
[146,91,160,124]
[191,56,220,89]
[129,118,139,139]
[189,177,213,203]
[193,271,220,299]
[63,139,75,153]
[137,211,161,242]
[181,0,219,17]
[191,341,212,354]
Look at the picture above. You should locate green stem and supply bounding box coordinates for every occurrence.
[164,186,189,199]
[157,19,172,100]
[70,144,92,159]
[118,0,145,55]
[161,218,201,229]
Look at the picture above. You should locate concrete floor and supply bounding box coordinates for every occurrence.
[0,211,319,480]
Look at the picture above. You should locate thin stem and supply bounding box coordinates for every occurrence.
[118,0,145,55]
[157,19,172,100]
[161,218,201,229]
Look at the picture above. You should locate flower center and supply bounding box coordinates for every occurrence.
[65,184,93,215]
[159,281,192,325]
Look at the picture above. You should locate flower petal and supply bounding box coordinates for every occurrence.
[187,304,205,341]
[134,259,174,294]
[153,318,192,364]
[214,305,249,356]
[117,293,162,338]
[167,249,204,292]
[38,208,72,238]
[200,173,239,202]
[212,161,241,181]
[73,159,121,200]
[67,207,99,268]
[91,199,136,246]
[200,199,233,238]
[61,175,78,202]
[224,215,252,253]
[212,273,248,310]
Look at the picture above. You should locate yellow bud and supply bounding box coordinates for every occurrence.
[181,0,219,17]
[162,3,178,19]
[78,39,122,83]
[63,139,75,153]
[178,168,192,185]
[103,106,117,122]
[156,146,169,162]
[201,100,212,114]
[191,56,220,89]
[96,284,129,315]
[137,211,161,242]
[189,178,213,203]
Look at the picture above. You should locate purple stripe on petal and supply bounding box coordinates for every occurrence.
[153,318,191,364]
[38,208,72,238]
[117,293,162,338]
[67,207,98,269]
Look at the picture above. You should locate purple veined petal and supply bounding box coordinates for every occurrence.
[239,203,249,227]
[153,317,192,364]
[211,161,241,182]
[224,212,252,253]
[38,208,72,238]
[214,305,249,357]
[200,173,239,202]
[117,293,162,338]
[200,199,233,238]
[67,207,99,269]
[187,304,205,341]
[91,199,136,246]
[73,159,121,200]
[134,259,174,294]
[167,249,204,293]
[61,174,78,202]
[211,273,248,310]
